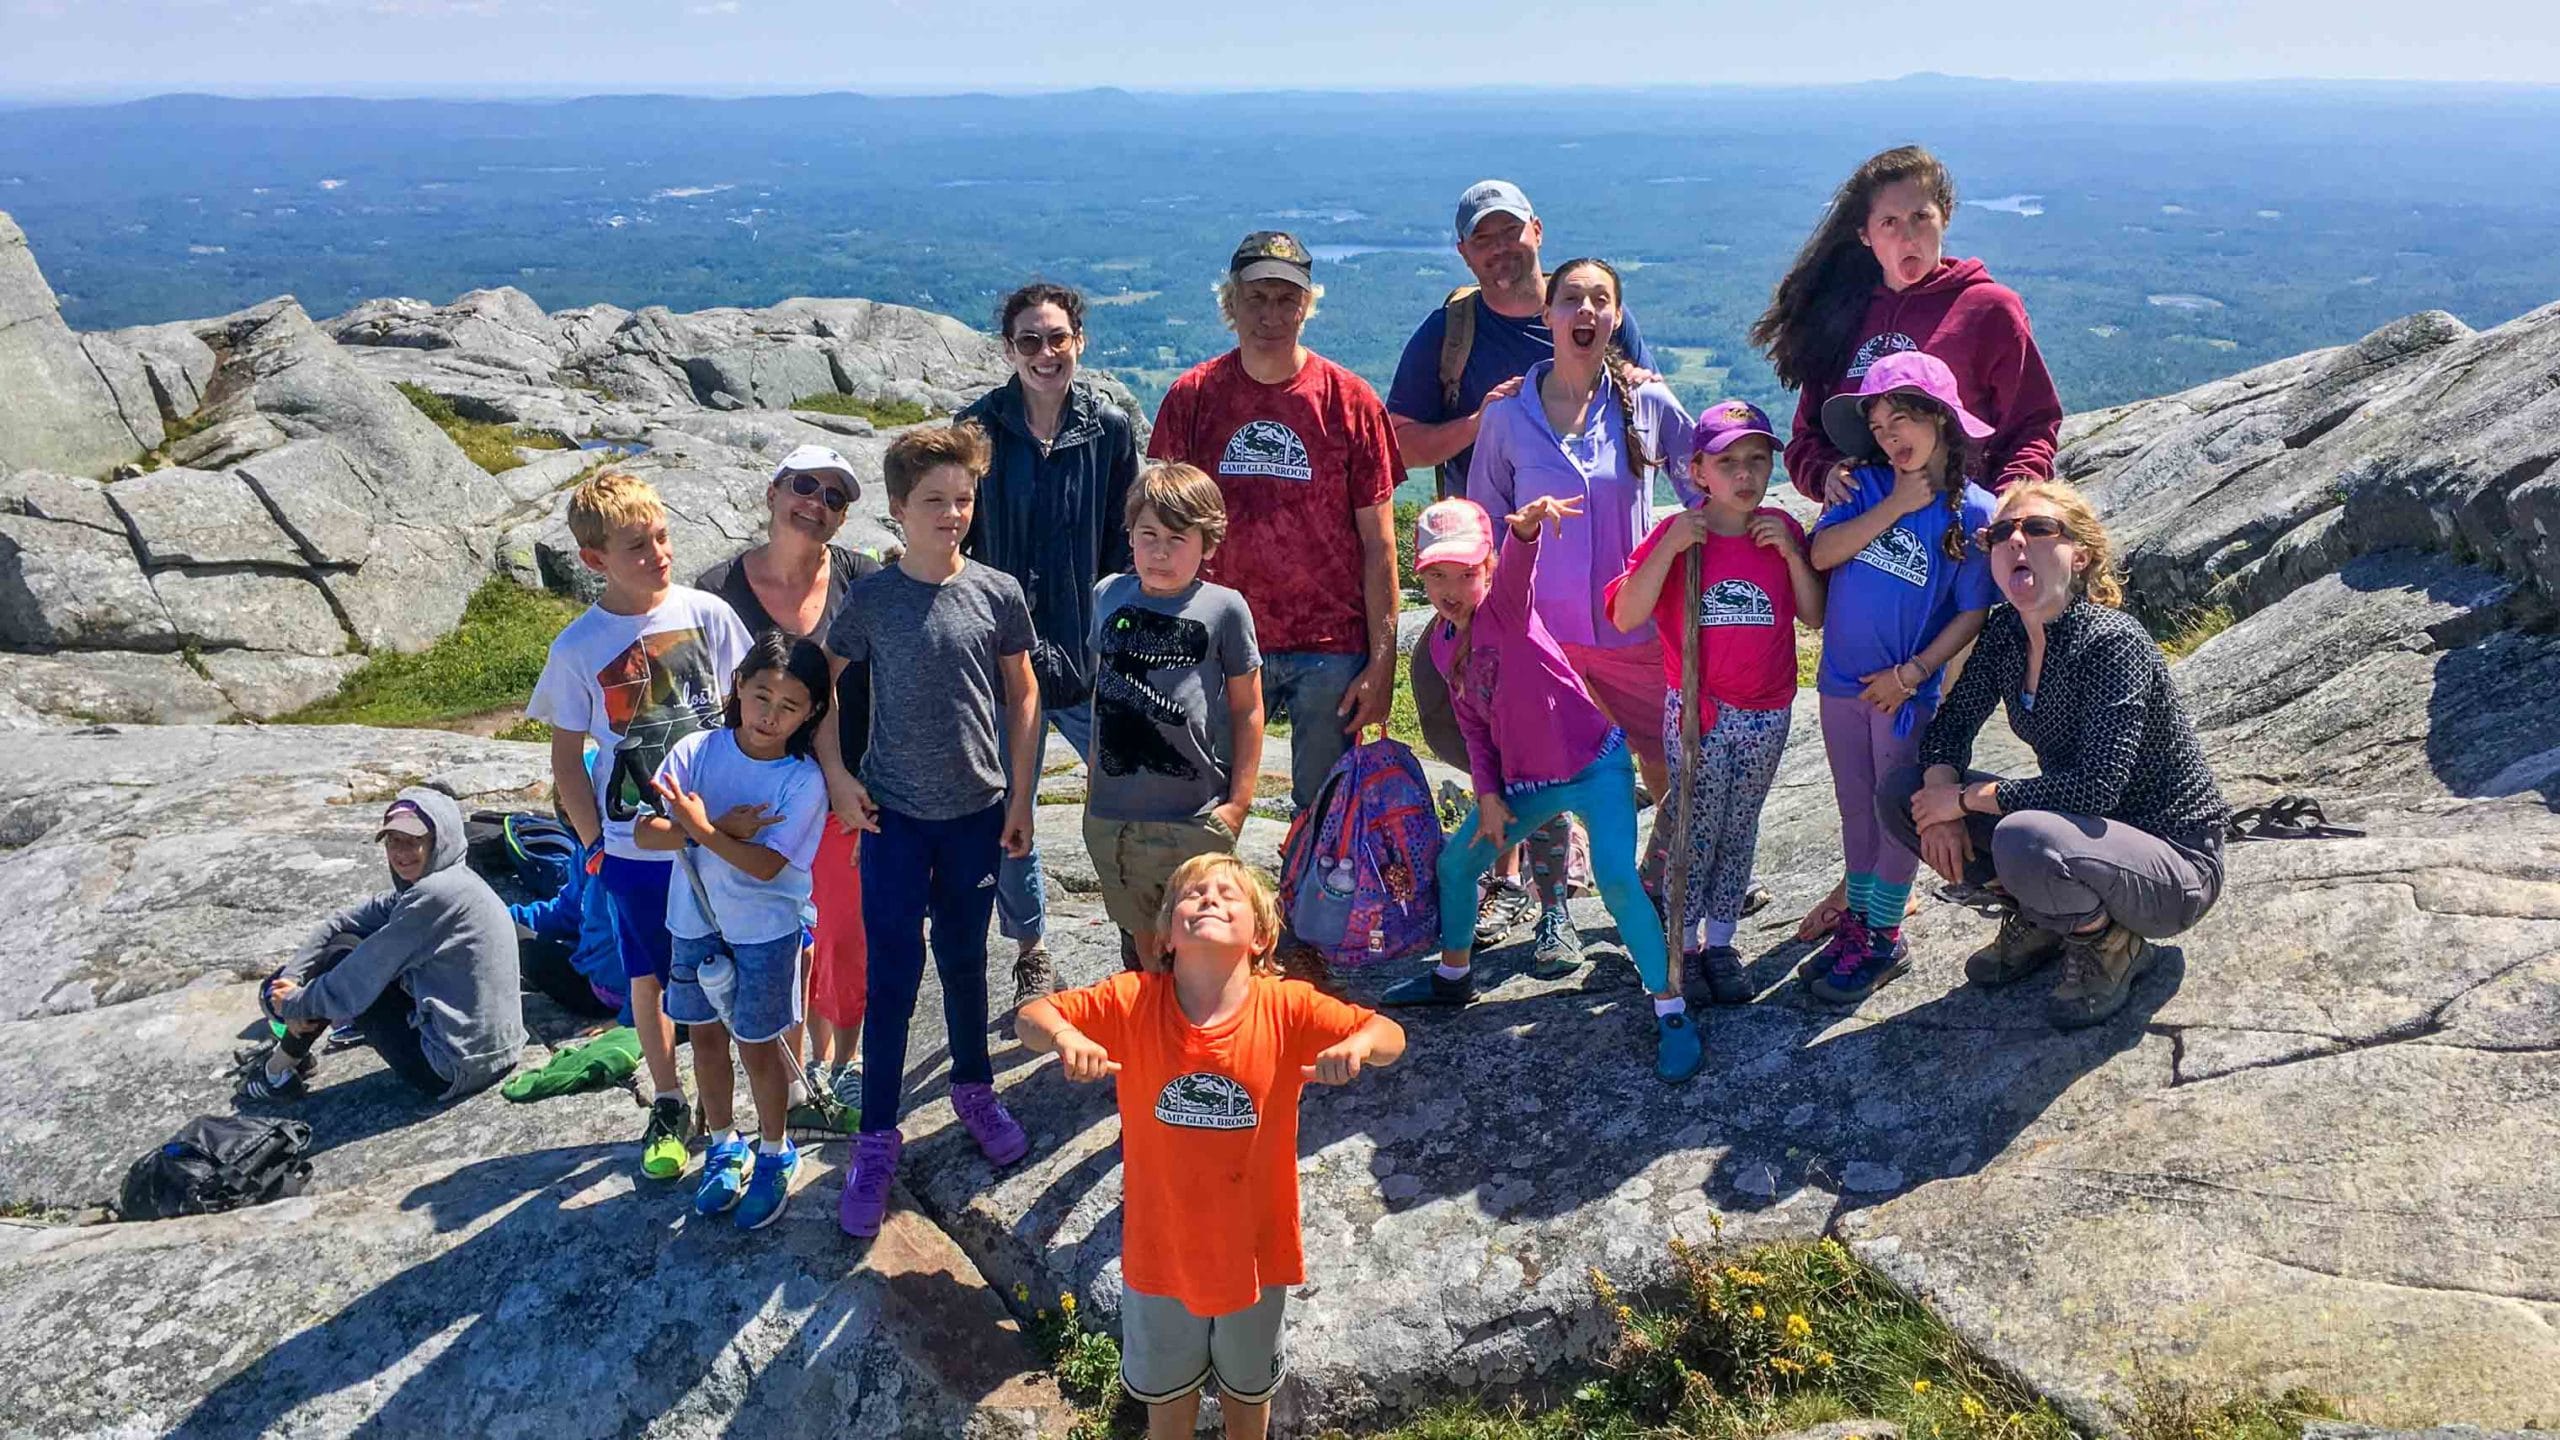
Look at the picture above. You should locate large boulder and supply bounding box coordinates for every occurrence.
[0,212,149,477]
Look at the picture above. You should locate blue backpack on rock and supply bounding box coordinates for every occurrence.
[1277,734,1444,968]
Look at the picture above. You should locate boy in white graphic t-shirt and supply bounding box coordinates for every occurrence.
[527,471,751,1181]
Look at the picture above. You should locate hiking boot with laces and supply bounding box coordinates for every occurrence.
[1473,879,1538,949]
[1809,921,1910,1006]
[1696,945,1753,1005]
[1011,941,1057,1007]
[951,1081,1029,1166]
[692,1133,752,1216]
[1528,905,1583,980]
[735,1141,799,1232]
[1966,911,2066,987]
[839,1128,902,1238]
[2045,921,2156,1030]
[826,1060,863,1108]
[640,1096,693,1181]
[1796,912,1872,985]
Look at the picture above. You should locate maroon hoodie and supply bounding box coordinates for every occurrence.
[1784,257,2062,499]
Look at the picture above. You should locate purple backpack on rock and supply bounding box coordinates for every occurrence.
[1277,733,1444,968]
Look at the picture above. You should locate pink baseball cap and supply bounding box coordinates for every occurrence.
[1691,398,1778,457]
[1819,349,1996,461]
[1413,498,1495,569]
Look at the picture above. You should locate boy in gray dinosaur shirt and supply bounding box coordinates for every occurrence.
[1086,461,1265,970]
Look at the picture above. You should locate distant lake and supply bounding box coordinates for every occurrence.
[1307,243,1444,262]
[2147,293,2227,311]
[1977,193,2045,216]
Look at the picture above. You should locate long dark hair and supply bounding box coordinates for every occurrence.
[1749,146,1957,391]
[722,633,834,760]
[1544,257,1658,474]
[1871,391,1976,562]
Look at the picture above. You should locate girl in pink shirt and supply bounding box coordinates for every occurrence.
[1607,402,1825,1005]
[1382,495,1697,1084]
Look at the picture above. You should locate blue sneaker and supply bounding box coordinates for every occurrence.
[735,1141,800,1231]
[1655,1008,1703,1084]
[691,1133,751,1217]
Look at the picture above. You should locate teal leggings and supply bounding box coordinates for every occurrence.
[1436,740,1670,993]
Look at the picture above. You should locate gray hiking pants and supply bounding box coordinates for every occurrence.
[1876,765,2223,937]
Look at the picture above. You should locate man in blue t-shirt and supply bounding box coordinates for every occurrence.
[1386,179,1655,501]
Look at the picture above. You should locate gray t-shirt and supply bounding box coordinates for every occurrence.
[825,561,1035,822]
[1086,574,1262,822]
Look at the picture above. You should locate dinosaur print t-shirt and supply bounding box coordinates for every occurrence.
[527,586,753,862]
[1086,575,1262,822]
[1812,465,1998,710]
[1611,508,1807,712]
[1045,971,1375,1317]
[1146,350,1400,655]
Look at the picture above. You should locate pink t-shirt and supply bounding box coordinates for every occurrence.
[1607,508,1806,712]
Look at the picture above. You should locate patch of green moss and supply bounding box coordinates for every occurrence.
[396,382,570,475]
[789,391,937,427]
[281,577,582,729]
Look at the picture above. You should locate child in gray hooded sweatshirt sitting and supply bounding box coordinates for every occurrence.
[241,787,527,1103]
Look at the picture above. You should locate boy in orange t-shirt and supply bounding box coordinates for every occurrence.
[1017,853,1404,1439]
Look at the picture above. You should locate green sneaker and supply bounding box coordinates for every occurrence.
[640,1096,693,1181]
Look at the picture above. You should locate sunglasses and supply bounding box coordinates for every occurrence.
[779,472,852,512]
[1008,329,1078,357]
[1976,515,2073,547]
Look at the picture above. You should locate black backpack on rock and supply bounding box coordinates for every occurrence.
[117,1115,313,1221]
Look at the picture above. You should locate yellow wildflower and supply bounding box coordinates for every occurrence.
[1785,1312,1812,1340]
[1962,1395,1988,1419]
[1816,1351,1836,1368]
[1913,1378,1933,1395]
[1012,1282,1030,1303]
[1059,1292,1077,1314]
[1749,1303,1766,1320]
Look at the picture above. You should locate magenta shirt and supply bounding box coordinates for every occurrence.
[1427,529,1623,799]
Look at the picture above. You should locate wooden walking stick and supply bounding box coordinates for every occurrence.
[1661,549,1705,998]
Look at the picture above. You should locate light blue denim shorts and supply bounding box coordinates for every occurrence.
[666,931,804,1044]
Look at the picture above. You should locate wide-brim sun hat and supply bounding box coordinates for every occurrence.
[1819,349,1996,461]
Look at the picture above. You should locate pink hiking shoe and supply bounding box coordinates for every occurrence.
[951,1081,1029,1167]
[838,1128,902,1239]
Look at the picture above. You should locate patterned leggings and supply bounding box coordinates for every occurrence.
[1660,693,1793,944]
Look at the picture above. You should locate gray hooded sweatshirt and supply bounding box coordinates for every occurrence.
[277,787,527,1096]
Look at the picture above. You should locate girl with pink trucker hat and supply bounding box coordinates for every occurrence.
[1385,494,1698,1084]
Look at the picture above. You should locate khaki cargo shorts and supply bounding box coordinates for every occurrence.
[1083,811,1238,940]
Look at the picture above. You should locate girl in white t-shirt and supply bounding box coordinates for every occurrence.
[639,635,832,1233]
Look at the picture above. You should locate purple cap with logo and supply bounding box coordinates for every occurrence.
[1819,349,1996,460]
[1691,398,1778,457]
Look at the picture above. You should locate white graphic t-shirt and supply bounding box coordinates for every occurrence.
[527,586,752,861]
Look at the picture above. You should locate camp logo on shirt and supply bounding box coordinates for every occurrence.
[1219,420,1313,482]
[1852,525,1934,588]
[1846,331,1919,381]
[1699,578,1777,628]
[1155,1072,1260,1131]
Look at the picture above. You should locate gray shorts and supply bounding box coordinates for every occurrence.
[1119,1285,1289,1406]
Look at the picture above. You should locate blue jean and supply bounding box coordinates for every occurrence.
[1435,740,1670,993]
[995,704,1093,945]
[667,931,805,1045]
[859,802,1005,1132]
[1263,651,1368,813]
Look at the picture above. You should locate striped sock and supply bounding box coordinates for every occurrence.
[1844,872,1876,925]
[1867,878,1914,932]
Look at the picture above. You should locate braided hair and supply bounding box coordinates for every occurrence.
[1873,392,1976,562]
[1544,258,1659,476]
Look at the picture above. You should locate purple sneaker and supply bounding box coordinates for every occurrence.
[1796,911,1871,985]
[839,1128,902,1239]
[951,1081,1029,1167]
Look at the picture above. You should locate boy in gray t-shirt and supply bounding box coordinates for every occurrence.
[1084,462,1267,969]
[819,423,1043,1239]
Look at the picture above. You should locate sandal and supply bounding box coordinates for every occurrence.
[2228,795,2365,842]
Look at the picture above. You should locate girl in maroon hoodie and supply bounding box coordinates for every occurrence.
[1751,145,2063,506]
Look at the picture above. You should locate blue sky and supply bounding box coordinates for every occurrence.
[2,0,2553,100]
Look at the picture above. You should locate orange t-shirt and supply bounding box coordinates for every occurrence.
[1047,971,1374,1318]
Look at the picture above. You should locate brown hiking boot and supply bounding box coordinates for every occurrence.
[1965,912,2066,987]
[2044,922,2155,1029]
[1011,941,1056,1007]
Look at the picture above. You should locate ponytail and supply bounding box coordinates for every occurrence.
[1605,347,1660,477]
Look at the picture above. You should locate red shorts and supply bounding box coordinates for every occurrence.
[806,822,868,1031]
[1560,638,1669,769]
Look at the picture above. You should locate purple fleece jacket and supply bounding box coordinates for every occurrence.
[1427,528,1622,800]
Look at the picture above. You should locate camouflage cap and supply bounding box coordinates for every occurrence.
[1228,230,1314,290]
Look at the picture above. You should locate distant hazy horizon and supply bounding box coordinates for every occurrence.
[4,0,2556,99]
